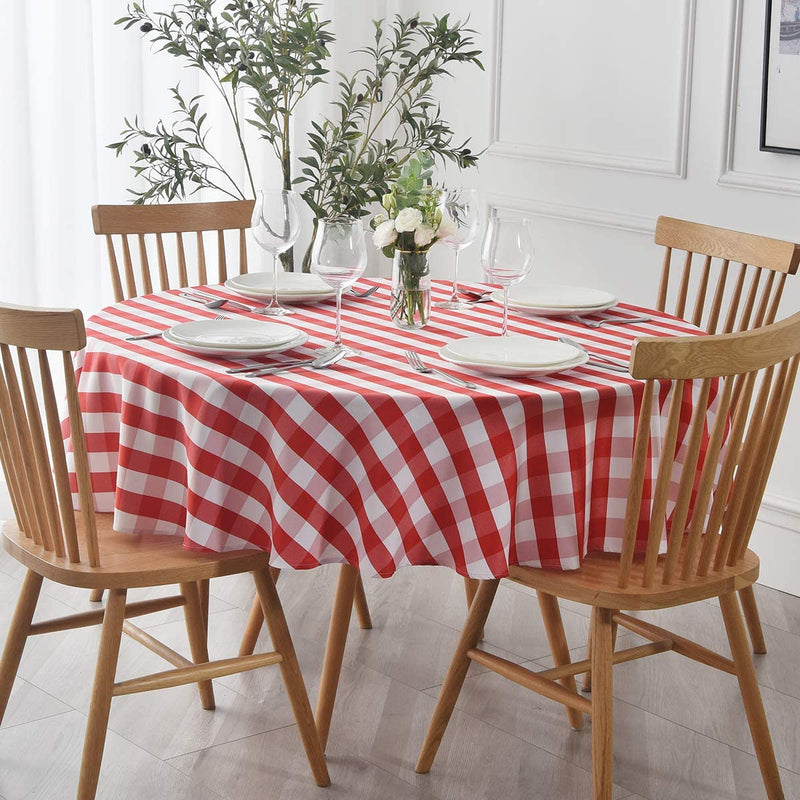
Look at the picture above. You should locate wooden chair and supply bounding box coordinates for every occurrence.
[653,216,800,657]
[91,200,255,302]
[416,312,800,800]
[0,302,329,798]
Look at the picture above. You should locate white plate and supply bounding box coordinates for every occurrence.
[440,335,588,377]
[168,319,300,349]
[163,327,308,357]
[507,284,617,309]
[445,335,581,368]
[225,272,335,303]
[491,292,618,317]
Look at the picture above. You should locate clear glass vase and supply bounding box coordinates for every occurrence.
[390,249,431,329]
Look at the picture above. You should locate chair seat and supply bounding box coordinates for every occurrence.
[2,514,271,589]
[508,543,760,610]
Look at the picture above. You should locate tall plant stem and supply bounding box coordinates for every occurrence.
[210,77,257,198]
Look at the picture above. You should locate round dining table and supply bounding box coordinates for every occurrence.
[71,277,709,745]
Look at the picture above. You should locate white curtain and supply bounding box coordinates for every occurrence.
[0,0,387,315]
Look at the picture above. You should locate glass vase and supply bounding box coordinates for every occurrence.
[390,249,431,329]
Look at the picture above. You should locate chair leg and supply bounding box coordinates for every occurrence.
[315,564,359,752]
[463,577,485,640]
[252,567,330,787]
[416,579,500,774]
[719,593,784,799]
[353,573,372,630]
[591,607,614,800]
[197,579,210,638]
[537,592,585,730]
[77,588,127,800]
[739,586,767,655]
[89,588,104,603]
[0,570,43,723]
[180,582,215,710]
[583,609,618,694]
[238,566,282,656]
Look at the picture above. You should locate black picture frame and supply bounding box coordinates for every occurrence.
[760,0,800,154]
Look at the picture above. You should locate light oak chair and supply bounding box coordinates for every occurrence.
[0,302,329,799]
[417,311,800,800]
[91,200,255,301]
[652,216,800,657]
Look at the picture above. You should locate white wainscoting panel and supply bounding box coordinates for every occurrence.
[488,0,695,177]
[750,494,800,594]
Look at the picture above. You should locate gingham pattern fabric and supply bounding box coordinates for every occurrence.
[71,279,708,578]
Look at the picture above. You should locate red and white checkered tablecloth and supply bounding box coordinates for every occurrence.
[71,278,710,578]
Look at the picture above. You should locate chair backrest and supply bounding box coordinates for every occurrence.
[654,217,800,334]
[92,200,255,302]
[618,311,800,590]
[0,303,99,566]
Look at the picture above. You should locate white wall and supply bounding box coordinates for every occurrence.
[401,0,800,593]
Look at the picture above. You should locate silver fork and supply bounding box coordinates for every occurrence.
[182,291,257,312]
[125,314,227,341]
[404,350,477,389]
[349,285,379,299]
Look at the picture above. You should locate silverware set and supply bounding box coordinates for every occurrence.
[567,313,652,328]
[557,336,630,373]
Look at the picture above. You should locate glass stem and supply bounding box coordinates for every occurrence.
[271,254,280,308]
[449,250,460,303]
[502,285,510,336]
[334,288,343,347]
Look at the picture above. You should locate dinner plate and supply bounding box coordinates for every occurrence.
[225,272,335,303]
[491,284,618,317]
[163,328,308,357]
[168,319,300,349]
[439,335,588,377]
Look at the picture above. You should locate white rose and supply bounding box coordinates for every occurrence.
[372,219,398,249]
[373,212,388,227]
[394,207,423,233]
[414,224,435,248]
[437,210,458,238]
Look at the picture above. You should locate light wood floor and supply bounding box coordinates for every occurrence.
[0,491,798,798]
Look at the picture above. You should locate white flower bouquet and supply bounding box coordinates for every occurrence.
[370,153,456,327]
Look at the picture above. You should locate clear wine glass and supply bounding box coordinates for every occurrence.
[311,216,367,356]
[251,189,302,316]
[435,188,481,310]
[481,216,533,336]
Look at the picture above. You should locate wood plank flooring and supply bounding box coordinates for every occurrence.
[0,491,798,798]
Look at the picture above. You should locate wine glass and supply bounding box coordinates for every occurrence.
[434,188,481,310]
[250,189,302,316]
[481,216,533,336]
[310,216,367,356]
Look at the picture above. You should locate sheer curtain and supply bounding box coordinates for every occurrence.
[0,0,387,315]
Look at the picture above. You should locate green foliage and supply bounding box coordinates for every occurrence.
[112,0,332,203]
[111,3,484,270]
[295,15,483,223]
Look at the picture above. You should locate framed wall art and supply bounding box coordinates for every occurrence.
[761,0,800,154]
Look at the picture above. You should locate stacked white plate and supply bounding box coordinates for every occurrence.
[225,272,335,304]
[490,284,618,317]
[440,335,588,377]
[163,319,308,357]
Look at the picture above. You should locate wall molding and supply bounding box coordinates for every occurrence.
[751,492,800,595]
[718,0,800,196]
[487,0,696,179]
[486,192,654,236]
